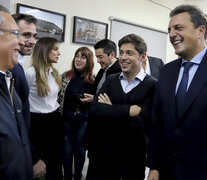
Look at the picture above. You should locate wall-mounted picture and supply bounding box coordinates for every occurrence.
[73,16,108,45]
[17,3,66,42]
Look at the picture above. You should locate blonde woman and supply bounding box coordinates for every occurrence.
[25,37,63,180]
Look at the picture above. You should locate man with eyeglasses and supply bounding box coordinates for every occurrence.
[9,13,46,179]
[0,28,20,37]
[0,5,33,179]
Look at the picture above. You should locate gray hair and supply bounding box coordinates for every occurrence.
[0,5,10,26]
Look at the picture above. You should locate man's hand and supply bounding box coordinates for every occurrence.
[147,170,159,180]
[98,93,112,105]
[33,159,46,178]
[129,105,141,117]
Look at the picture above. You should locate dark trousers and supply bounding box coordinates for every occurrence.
[30,110,63,180]
[159,159,207,180]
[86,156,145,180]
[63,111,87,180]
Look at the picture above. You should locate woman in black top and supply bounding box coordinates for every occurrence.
[58,47,94,180]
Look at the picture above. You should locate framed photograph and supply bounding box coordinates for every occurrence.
[73,16,108,45]
[16,3,66,42]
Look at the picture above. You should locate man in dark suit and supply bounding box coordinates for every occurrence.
[142,56,164,79]
[86,34,157,180]
[10,13,46,178]
[0,5,33,179]
[83,39,121,102]
[10,13,37,132]
[93,39,122,93]
[147,5,207,180]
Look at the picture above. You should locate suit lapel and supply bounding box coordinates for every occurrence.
[178,52,207,121]
[166,60,182,122]
[94,69,104,86]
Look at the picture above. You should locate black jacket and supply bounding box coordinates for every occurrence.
[93,60,121,94]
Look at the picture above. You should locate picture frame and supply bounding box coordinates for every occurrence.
[73,16,108,45]
[16,3,66,42]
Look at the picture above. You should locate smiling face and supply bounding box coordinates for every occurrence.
[119,43,146,81]
[48,43,60,64]
[168,12,205,60]
[74,51,87,71]
[18,20,37,55]
[0,12,24,71]
[95,48,113,70]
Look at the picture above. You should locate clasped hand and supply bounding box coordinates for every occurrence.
[98,93,112,105]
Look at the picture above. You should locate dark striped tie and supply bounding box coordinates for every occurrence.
[176,62,193,118]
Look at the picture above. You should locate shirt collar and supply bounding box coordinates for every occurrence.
[49,67,53,73]
[181,46,207,65]
[0,70,6,76]
[105,59,117,72]
[119,68,146,82]
[0,70,13,78]
[5,71,13,78]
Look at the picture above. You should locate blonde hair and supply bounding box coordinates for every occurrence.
[32,37,61,97]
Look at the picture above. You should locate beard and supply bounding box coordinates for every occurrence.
[19,45,33,56]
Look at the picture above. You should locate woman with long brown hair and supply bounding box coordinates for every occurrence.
[25,37,63,180]
[58,47,94,180]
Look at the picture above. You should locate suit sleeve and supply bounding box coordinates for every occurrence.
[147,81,163,170]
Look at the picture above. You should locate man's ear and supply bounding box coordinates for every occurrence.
[197,25,206,40]
[110,51,116,58]
[141,52,147,62]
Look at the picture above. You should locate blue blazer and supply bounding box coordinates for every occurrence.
[0,74,33,179]
[148,52,207,179]
[10,63,30,132]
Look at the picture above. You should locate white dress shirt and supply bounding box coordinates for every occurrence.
[175,47,207,93]
[144,57,151,75]
[119,68,146,93]
[25,66,59,113]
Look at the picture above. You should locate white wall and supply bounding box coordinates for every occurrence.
[9,0,206,74]
[1,0,10,9]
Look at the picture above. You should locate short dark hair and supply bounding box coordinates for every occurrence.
[12,13,37,25]
[94,39,117,57]
[118,34,147,55]
[170,5,207,39]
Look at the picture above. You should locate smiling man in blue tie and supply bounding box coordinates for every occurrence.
[147,5,207,180]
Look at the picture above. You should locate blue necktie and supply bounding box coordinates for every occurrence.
[176,62,193,118]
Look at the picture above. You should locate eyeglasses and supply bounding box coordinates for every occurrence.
[0,28,20,38]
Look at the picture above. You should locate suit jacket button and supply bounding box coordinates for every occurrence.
[17,109,21,113]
